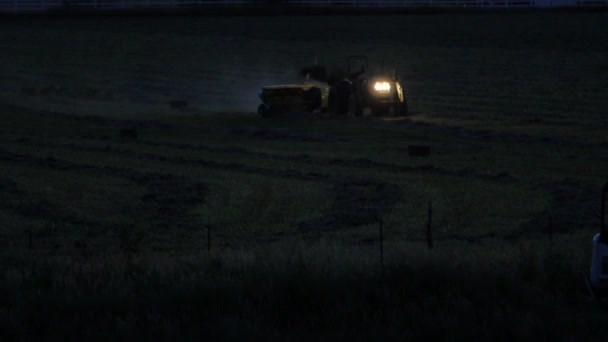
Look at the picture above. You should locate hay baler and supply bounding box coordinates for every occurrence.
[257,83,329,117]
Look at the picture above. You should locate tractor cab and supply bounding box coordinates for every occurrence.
[329,55,408,116]
[347,55,368,80]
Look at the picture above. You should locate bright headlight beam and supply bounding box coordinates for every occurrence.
[374,82,391,92]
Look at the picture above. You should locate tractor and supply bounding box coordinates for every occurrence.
[328,55,408,117]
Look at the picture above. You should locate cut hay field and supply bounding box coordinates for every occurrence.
[0,12,607,340]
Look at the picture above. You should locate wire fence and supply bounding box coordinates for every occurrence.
[0,0,606,12]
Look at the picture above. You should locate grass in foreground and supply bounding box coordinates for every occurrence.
[2,240,605,341]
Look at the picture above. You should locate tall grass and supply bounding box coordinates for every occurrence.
[1,239,604,341]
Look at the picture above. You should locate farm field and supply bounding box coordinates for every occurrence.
[1,11,608,340]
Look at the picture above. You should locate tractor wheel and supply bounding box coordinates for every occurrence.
[257,104,266,116]
[304,87,322,112]
[336,97,349,116]
[258,104,273,117]
[329,86,349,116]
[398,98,409,116]
[371,105,388,116]
[328,89,336,114]
[348,94,362,116]
[329,80,353,116]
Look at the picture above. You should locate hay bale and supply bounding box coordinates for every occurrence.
[408,145,430,157]
[169,100,189,110]
[119,128,138,139]
[21,87,38,96]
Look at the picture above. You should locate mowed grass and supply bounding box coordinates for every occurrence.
[0,11,607,340]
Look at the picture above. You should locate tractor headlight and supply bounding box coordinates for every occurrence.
[374,81,391,92]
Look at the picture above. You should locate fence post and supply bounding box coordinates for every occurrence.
[207,224,211,255]
[379,217,384,272]
[27,229,33,251]
[426,201,433,250]
[548,215,553,241]
[548,215,553,252]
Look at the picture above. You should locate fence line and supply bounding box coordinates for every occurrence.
[0,0,606,12]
